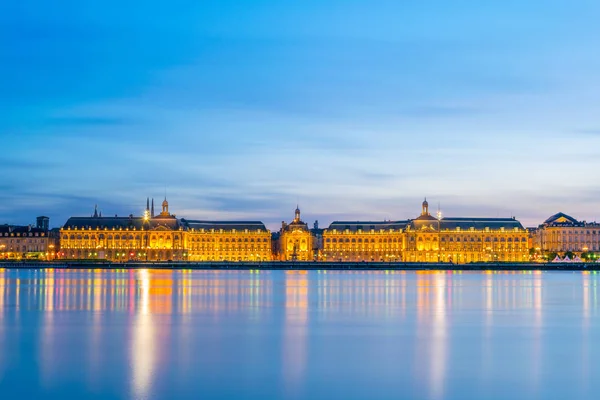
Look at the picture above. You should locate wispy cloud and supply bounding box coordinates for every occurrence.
[45,116,134,127]
[2,1,600,228]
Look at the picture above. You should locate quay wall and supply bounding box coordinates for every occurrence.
[0,261,599,271]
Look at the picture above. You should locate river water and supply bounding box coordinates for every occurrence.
[0,268,599,399]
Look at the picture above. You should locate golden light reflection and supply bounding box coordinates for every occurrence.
[430,273,448,400]
[3,267,600,399]
[0,268,5,319]
[283,271,309,391]
[40,269,56,387]
[131,269,156,399]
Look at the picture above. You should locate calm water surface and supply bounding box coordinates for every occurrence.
[0,268,599,399]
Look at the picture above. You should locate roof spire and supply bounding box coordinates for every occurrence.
[93,204,98,218]
[151,198,155,218]
[294,205,301,222]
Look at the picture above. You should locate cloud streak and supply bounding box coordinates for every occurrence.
[2,1,600,228]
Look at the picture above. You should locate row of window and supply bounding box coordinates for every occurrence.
[64,235,180,241]
[325,238,401,243]
[412,236,527,242]
[189,237,269,243]
[1,232,46,237]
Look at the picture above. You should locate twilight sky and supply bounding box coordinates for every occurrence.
[2,1,600,229]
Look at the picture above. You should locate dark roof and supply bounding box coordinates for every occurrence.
[0,224,47,235]
[182,219,268,231]
[326,221,409,232]
[63,216,182,230]
[542,212,580,226]
[439,217,524,230]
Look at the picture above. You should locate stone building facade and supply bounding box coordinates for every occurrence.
[56,198,534,263]
[183,220,272,261]
[534,212,600,255]
[60,199,272,262]
[277,207,313,261]
[404,200,529,263]
[0,220,53,260]
[322,221,407,262]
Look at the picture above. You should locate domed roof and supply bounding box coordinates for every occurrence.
[162,198,169,207]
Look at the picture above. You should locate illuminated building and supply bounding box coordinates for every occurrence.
[61,199,185,261]
[322,199,528,263]
[0,221,53,260]
[278,207,314,261]
[404,199,529,263]
[50,196,541,263]
[60,198,271,262]
[322,221,407,262]
[535,212,600,257]
[182,220,272,261]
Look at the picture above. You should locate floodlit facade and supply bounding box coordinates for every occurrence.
[0,223,53,260]
[61,199,186,261]
[535,212,600,255]
[404,199,529,263]
[183,220,272,261]
[277,207,313,261]
[60,199,272,262]
[322,221,407,262]
[50,197,544,263]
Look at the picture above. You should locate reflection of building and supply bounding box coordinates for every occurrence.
[322,221,407,262]
[182,220,272,261]
[404,199,529,263]
[0,218,53,260]
[535,212,600,255]
[278,207,313,261]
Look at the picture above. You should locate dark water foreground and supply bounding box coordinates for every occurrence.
[1,268,600,399]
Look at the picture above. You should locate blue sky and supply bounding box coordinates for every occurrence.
[2,1,600,229]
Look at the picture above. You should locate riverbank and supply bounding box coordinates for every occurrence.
[1,261,598,271]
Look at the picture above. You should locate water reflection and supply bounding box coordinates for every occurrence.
[132,269,156,398]
[283,271,309,393]
[0,269,600,399]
